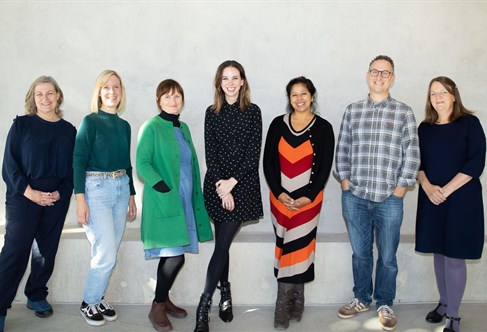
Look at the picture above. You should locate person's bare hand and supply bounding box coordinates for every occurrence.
[24,185,56,206]
[126,195,137,222]
[216,178,238,198]
[278,193,311,211]
[76,194,90,225]
[221,193,235,211]
[424,183,446,205]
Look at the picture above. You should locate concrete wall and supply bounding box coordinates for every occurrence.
[1,1,487,304]
[1,1,486,235]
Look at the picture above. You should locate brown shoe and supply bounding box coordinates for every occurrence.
[377,305,397,331]
[148,301,173,332]
[338,298,370,319]
[165,297,187,319]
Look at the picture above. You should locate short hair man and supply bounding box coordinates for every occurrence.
[335,55,420,331]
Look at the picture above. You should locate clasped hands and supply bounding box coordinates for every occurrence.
[24,185,59,206]
[216,178,238,211]
[424,184,448,205]
[278,192,311,211]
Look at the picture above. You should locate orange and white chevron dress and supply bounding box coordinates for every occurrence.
[264,113,335,283]
[271,136,323,282]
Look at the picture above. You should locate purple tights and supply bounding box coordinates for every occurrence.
[434,253,466,330]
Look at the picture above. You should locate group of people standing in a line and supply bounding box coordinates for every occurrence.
[0,55,484,332]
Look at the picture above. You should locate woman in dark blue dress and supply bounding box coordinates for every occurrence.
[415,76,486,332]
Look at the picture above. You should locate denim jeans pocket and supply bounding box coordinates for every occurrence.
[86,178,104,192]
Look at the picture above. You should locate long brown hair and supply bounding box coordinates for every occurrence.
[424,76,473,124]
[212,60,251,113]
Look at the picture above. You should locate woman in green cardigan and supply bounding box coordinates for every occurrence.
[136,79,213,332]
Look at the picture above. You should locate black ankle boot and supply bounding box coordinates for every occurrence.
[443,315,460,332]
[194,293,212,332]
[218,282,233,322]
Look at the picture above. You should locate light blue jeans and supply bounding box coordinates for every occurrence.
[342,190,403,308]
[82,175,130,304]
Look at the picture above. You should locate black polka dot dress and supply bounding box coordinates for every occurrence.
[203,102,264,223]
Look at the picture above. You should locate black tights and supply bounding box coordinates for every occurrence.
[154,255,185,303]
[203,222,241,296]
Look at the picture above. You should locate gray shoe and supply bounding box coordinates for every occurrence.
[274,282,294,329]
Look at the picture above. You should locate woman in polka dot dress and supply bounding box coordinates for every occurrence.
[194,60,263,332]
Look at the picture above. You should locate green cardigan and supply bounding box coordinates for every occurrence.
[136,116,213,250]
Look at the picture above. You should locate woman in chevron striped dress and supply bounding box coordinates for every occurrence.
[263,76,335,329]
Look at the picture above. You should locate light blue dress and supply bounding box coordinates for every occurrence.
[145,127,199,259]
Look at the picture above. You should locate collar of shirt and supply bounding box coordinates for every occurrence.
[366,94,392,110]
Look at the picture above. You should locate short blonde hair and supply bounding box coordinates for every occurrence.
[24,76,64,117]
[90,70,126,113]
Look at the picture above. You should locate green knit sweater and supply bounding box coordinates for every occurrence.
[73,110,136,195]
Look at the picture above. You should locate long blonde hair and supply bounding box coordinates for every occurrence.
[90,70,126,113]
[212,60,251,113]
[24,76,64,117]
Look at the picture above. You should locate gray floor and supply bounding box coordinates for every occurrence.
[3,303,485,331]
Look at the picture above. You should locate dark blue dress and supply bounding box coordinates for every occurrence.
[415,115,486,259]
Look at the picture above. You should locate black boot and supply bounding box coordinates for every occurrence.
[290,283,304,322]
[274,282,294,330]
[194,293,212,332]
[218,282,233,322]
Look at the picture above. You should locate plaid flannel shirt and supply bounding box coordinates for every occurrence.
[335,95,420,202]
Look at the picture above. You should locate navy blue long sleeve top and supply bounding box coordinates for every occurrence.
[2,114,76,202]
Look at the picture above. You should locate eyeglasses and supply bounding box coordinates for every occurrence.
[369,69,393,78]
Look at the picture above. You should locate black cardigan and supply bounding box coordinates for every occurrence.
[263,114,335,201]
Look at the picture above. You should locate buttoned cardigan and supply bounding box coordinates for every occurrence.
[136,115,213,249]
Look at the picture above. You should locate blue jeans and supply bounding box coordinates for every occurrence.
[342,190,403,307]
[82,175,130,304]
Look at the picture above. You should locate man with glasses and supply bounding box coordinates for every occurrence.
[335,55,420,331]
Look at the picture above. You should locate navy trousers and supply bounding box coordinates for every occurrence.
[0,195,69,316]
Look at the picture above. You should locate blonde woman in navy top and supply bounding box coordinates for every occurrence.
[73,70,137,327]
[0,76,76,331]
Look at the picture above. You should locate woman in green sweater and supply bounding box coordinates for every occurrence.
[73,70,137,327]
[136,79,213,332]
